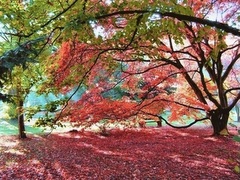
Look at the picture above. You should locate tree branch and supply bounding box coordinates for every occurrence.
[159,115,209,129]
[227,92,240,111]
[3,0,78,38]
[140,110,209,128]
[95,10,240,36]
[162,12,240,36]
[222,52,240,82]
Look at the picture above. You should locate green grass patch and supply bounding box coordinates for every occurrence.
[0,119,44,135]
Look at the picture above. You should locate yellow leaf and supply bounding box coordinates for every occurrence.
[220,128,229,136]
[234,165,240,173]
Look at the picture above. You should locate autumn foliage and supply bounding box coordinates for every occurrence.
[42,0,240,135]
[1,1,240,179]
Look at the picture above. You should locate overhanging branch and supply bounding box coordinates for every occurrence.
[158,115,209,129]
[3,0,78,38]
[95,10,240,36]
[140,110,209,128]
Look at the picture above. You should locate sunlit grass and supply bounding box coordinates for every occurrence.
[0,119,44,135]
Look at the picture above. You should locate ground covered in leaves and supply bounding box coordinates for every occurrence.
[0,127,239,179]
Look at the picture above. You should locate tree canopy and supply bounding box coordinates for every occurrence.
[0,0,239,135]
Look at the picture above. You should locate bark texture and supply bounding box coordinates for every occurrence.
[18,100,26,138]
[209,108,229,135]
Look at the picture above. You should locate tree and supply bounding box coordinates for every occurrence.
[1,1,239,136]
[0,37,47,138]
[46,0,240,135]
[5,64,46,138]
[0,0,78,137]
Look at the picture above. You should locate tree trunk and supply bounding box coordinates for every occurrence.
[210,108,229,136]
[157,119,162,127]
[18,100,26,138]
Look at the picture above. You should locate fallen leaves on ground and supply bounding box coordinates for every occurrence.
[0,127,239,179]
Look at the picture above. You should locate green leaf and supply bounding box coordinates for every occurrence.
[233,136,240,142]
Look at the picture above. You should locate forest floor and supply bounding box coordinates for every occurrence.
[0,127,239,179]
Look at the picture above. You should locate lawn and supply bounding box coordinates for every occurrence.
[0,127,239,179]
[0,119,43,136]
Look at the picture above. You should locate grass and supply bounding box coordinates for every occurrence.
[0,117,239,136]
[0,119,44,136]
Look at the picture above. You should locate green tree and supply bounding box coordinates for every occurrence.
[0,37,47,138]
[5,64,45,138]
[0,0,75,137]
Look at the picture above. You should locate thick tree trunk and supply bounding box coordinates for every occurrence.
[210,108,229,135]
[18,100,26,138]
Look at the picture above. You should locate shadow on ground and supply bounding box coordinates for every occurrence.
[0,128,239,179]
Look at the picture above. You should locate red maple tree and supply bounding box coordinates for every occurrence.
[46,0,240,135]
